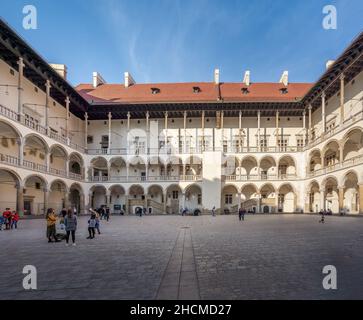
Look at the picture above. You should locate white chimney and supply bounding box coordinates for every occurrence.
[243,70,251,86]
[326,60,335,70]
[214,69,220,84]
[279,71,289,86]
[92,72,106,88]
[50,63,67,79]
[124,72,136,88]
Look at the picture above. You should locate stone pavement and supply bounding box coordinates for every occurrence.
[1,214,363,300]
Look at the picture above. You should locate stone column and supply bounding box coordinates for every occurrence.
[304,192,311,213]
[17,57,25,117]
[338,187,345,211]
[80,193,85,214]
[340,74,345,125]
[65,159,69,177]
[257,193,261,213]
[44,188,49,215]
[64,192,70,209]
[146,111,150,154]
[182,193,186,210]
[320,189,325,211]
[127,112,131,153]
[108,112,112,154]
[302,110,306,147]
[164,191,168,214]
[125,195,130,215]
[321,92,326,135]
[16,185,24,217]
[84,112,88,148]
[45,80,51,133]
[18,137,24,165]
[164,111,168,154]
[88,193,93,210]
[308,104,312,142]
[201,110,205,152]
[65,96,70,145]
[183,111,187,153]
[276,110,279,149]
[46,152,50,172]
[239,110,242,152]
[221,111,224,149]
[257,110,261,152]
[237,193,241,209]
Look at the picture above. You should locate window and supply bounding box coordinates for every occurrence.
[225,194,233,205]
[151,87,160,94]
[223,140,228,153]
[197,194,202,205]
[100,135,109,149]
[9,68,15,75]
[87,136,93,144]
[172,191,179,200]
[278,139,288,151]
[259,138,268,149]
[280,88,288,94]
[241,87,249,94]
[296,137,304,149]
[193,86,201,93]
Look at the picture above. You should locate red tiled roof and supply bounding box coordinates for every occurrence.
[75,82,313,104]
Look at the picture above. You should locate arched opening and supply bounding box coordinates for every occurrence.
[147,185,164,214]
[165,156,183,180]
[184,184,202,214]
[49,180,67,214]
[24,175,47,215]
[241,184,259,213]
[128,184,145,214]
[343,171,359,214]
[23,135,48,171]
[342,128,363,161]
[90,185,107,210]
[69,152,83,178]
[69,183,83,214]
[240,156,258,179]
[0,120,21,161]
[260,156,277,180]
[323,140,340,168]
[278,156,296,179]
[260,184,276,213]
[308,181,321,213]
[166,184,183,214]
[109,185,126,214]
[221,185,239,214]
[184,156,202,180]
[222,156,240,180]
[89,157,108,182]
[109,157,127,181]
[0,168,20,213]
[323,177,339,213]
[278,184,296,213]
[309,150,322,173]
[49,145,67,176]
[129,157,146,182]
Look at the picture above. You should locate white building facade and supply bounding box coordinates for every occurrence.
[0,19,363,216]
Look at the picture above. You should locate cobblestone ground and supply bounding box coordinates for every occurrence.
[1,214,363,300]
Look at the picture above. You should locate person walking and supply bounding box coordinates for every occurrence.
[95,210,101,234]
[238,207,243,221]
[46,208,59,243]
[87,212,97,239]
[319,209,325,223]
[212,206,216,217]
[64,209,77,246]
[0,215,4,231]
[105,207,110,221]
[61,207,67,218]
[11,211,19,229]
[3,208,12,230]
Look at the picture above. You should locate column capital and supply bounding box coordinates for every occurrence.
[321,91,326,99]
[146,111,149,118]
[85,112,88,120]
[17,57,25,69]
[302,110,306,116]
[65,96,70,105]
[127,112,131,118]
[45,79,52,89]
[340,73,345,81]
[308,104,312,111]
[164,111,168,117]
[108,111,112,119]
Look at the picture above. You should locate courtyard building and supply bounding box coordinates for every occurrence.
[0,18,363,216]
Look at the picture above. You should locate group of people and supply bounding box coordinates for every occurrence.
[45,206,106,246]
[0,208,19,231]
[319,209,333,223]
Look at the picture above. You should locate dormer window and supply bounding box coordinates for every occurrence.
[151,87,160,94]
[241,87,249,95]
[193,86,201,93]
[280,88,288,94]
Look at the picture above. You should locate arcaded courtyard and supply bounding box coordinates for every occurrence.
[1,214,363,300]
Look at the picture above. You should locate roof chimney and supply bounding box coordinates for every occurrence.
[326,60,335,70]
[279,71,289,86]
[214,69,220,84]
[50,63,67,79]
[92,72,106,88]
[124,72,136,88]
[243,70,251,86]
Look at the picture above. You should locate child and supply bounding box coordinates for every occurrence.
[11,211,19,229]
[87,213,96,239]
[95,211,101,235]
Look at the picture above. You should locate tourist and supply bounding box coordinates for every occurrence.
[319,209,325,223]
[94,210,101,234]
[11,211,19,229]
[238,207,244,221]
[3,208,12,230]
[212,206,216,217]
[61,207,67,218]
[106,207,110,221]
[87,212,97,239]
[64,209,77,246]
[46,208,59,242]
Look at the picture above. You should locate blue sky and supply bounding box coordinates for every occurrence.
[1,0,363,85]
